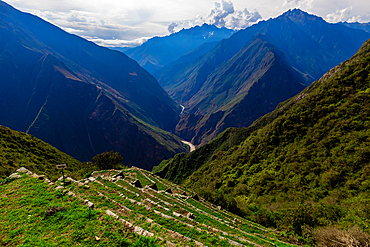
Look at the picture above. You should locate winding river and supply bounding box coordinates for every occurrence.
[179,104,196,152]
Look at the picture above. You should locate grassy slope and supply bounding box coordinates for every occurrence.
[0,125,88,180]
[0,175,159,247]
[0,168,297,246]
[182,39,370,240]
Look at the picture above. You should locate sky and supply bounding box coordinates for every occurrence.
[5,0,370,48]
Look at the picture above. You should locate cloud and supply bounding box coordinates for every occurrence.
[167,21,179,33]
[224,8,262,29]
[30,9,159,42]
[280,0,314,9]
[199,0,261,29]
[326,7,362,23]
[205,0,235,27]
[84,36,149,48]
[167,0,262,32]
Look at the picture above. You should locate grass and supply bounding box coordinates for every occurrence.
[0,175,159,246]
[1,166,299,246]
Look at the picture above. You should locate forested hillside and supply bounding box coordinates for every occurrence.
[156,39,370,244]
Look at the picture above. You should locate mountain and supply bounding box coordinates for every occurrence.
[175,37,306,144]
[155,38,370,242]
[124,24,235,74]
[0,1,187,170]
[158,9,370,146]
[1,167,298,246]
[0,125,84,180]
[152,41,219,82]
[339,21,370,33]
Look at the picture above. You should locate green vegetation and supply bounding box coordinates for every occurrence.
[0,125,88,180]
[158,40,370,244]
[0,167,296,246]
[0,175,160,246]
[153,127,254,183]
[92,151,123,170]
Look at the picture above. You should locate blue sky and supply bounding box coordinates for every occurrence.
[5,0,370,47]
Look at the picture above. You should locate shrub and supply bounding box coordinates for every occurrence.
[92,151,123,170]
[314,225,370,246]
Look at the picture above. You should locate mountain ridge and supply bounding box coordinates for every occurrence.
[156,38,370,242]
[124,23,235,74]
[0,0,187,169]
[157,9,370,146]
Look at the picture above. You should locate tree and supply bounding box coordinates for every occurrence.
[92,151,123,170]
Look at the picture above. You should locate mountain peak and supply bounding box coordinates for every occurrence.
[281,8,325,23]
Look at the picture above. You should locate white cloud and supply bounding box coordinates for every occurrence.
[326,7,362,23]
[224,8,262,29]
[205,0,235,27]
[6,0,370,48]
[84,36,149,48]
[168,21,181,33]
[167,0,262,32]
[280,0,314,9]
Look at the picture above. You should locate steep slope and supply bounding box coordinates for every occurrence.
[1,167,298,246]
[124,24,234,74]
[153,79,303,184]
[158,9,370,146]
[0,1,187,169]
[176,37,306,144]
[165,39,370,239]
[0,125,83,180]
[153,41,219,83]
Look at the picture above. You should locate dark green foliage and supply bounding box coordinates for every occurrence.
[153,127,253,183]
[92,151,123,170]
[165,39,370,241]
[153,82,306,183]
[0,125,87,180]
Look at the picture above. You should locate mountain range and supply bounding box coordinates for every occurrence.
[339,21,370,33]
[150,9,370,146]
[155,38,370,241]
[123,24,235,74]
[0,0,187,170]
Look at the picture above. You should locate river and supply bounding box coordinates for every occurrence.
[181,140,196,152]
